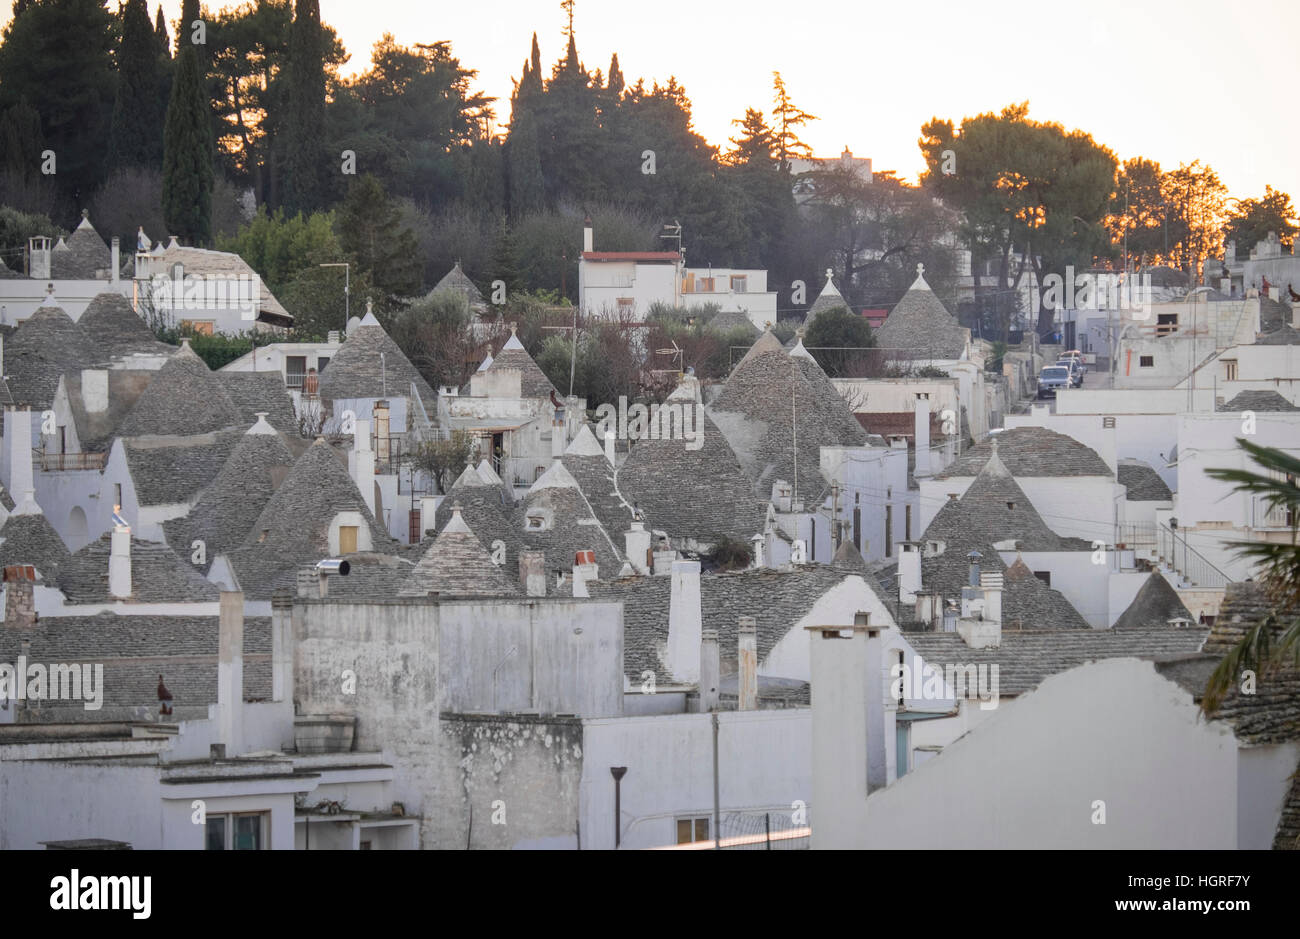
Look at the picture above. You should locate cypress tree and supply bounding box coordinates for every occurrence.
[281,0,327,215]
[161,0,213,243]
[108,0,162,170]
[154,5,170,57]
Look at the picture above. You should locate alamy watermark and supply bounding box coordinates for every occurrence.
[890,658,1000,711]
[147,263,261,320]
[1038,266,1154,319]
[594,396,705,451]
[0,657,104,711]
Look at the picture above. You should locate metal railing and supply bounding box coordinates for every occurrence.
[40,452,105,471]
[1116,521,1156,547]
[1252,496,1294,530]
[1155,523,1231,589]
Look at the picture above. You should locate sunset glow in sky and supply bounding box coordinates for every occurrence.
[9,0,1298,201]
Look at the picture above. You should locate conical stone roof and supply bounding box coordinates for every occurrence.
[5,306,97,408]
[118,342,241,436]
[875,265,968,359]
[399,505,519,597]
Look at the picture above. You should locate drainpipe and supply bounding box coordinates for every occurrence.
[610,766,627,849]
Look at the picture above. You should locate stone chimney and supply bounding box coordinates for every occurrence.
[110,236,120,285]
[6,407,33,506]
[372,401,390,467]
[109,515,131,599]
[4,565,37,629]
[666,560,702,683]
[791,539,808,565]
[914,393,931,478]
[737,617,758,710]
[750,533,765,569]
[898,541,921,605]
[698,628,720,712]
[351,418,375,517]
[519,549,546,597]
[217,590,244,755]
[27,236,51,280]
[583,214,593,254]
[571,549,598,597]
[772,481,793,513]
[915,589,939,630]
[624,518,651,575]
[552,403,566,458]
[652,543,676,575]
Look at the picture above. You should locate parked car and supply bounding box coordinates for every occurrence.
[1038,365,1072,398]
[1055,358,1084,387]
[1064,350,1087,375]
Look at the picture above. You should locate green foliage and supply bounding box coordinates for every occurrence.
[217,207,342,294]
[162,0,214,243]
[985,341,1008,373]
[0,204,62,263]
[336,174,421,297]
[108,0,163,171]
[409,430,476,495]
[1201,439,1300,713]
[805,306,874,376]
[0,0,116,209]
[151,326,276,370]
[280,0,328,215]
[1223,186,1298,258]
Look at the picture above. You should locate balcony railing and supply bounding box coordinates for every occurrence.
[40,451,106,471]
[1155,523,1230,589]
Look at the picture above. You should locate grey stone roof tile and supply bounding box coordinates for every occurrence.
[1112,573,1194,629]
[118,343,242,437]
[215,371,298,433]
[5,306,97,409]
[1118,460,1172,501]
[936,427,1112,479]
[875,274,967,359]
[56,533,219,603]
[317,320,437,412]
[123,430,241,506]
[400,508,520,598]
[78,293,173,360]
[1218,390,1299,412]
[0,510,71,581]
[49,217,111,279]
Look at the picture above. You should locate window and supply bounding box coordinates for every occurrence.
[905,504,912,541]
[696,277,715,293]
[180,320,214,336]
[338,526,359,554]
[730,275,747,293]
[316,356,330,373]
[1139,355,1154,368]
[1224,360,1237,381]
[1033,571,1051,587]
[114,483,122,510]
[675,816,710,845]
[896,650,905,706]
[205,812,268,850]
[1155,312,1178,336]
[286,355,307,389]
[885,505,893,557]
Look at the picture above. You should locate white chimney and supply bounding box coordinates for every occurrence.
[419,496,439,541]
[981,570,1003,627]
[603,429,616,465]
[109,517,131,599]
[552,405,566,458]
[898,541,921,605]
[583,215,593,254]
[624,519,651,575]
[218,590,244,755]
[6,407,34,504]
[571,549,598,597]
[110,236,120,285]
[351,418,375,517]
[666,559,702,683]
[27,236,51,280]
[914,394,931,478]
[773,481,793,513]
[270,592,292,703]
[808,619,892,848]
[737,617,758,711]
[519,549,546,597]
[791,539,807,564]
[698,629,720,712]
[652,545,676,575]
[750,533,765,569]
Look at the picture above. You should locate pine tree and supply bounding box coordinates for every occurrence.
[337,174,421,297]
[280,0,328,215]
[108,0,162,170]
[771,71,817,165]
[154,5,170,57]
[606,53,624,99]
[161,0,213,243]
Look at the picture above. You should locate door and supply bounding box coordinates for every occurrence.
[338,526,358,554]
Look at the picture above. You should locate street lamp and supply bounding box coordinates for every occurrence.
[319,262,350,331]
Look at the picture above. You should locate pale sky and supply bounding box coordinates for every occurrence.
[10,0,1299,201]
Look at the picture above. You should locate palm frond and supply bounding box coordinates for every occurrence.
[1202,612,1300,713]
